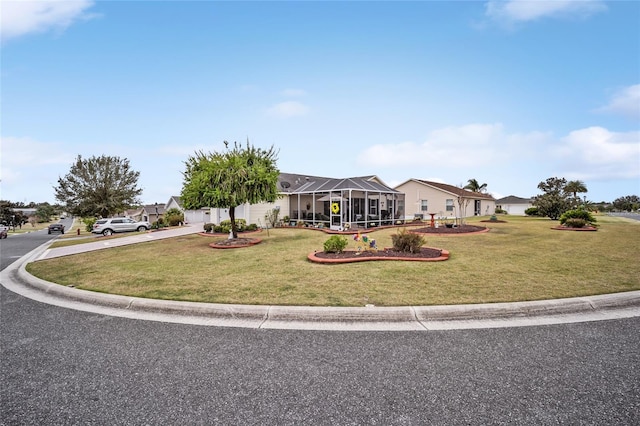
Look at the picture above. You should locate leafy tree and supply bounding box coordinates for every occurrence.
[54,155,143,218]
[612,195,640,212]
[35,202,57,222]
[0,200,16,226]
[463,178,488,193]
[180,141,280,238]
[533,177,571,220]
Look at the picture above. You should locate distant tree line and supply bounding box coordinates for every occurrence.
[0,200,62,227]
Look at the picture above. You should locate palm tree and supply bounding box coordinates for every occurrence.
[464,178,487,193]
[564,180,587,198]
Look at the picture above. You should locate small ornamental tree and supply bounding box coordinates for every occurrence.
[180,141,280,239]
[533,177,571,220]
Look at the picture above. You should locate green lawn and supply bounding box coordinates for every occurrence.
[26,215,640,307]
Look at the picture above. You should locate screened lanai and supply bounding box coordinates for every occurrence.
[277,173,405,230]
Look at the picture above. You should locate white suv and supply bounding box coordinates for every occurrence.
[92,218,151,236]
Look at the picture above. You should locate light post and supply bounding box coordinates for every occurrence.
[154,203,159,228]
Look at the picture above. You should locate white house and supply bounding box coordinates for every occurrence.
[495,196,533,216]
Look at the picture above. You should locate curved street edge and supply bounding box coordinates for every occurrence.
[2,242,639,332]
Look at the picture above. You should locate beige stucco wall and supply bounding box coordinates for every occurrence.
[247,195,291,227]
[395,180,496,219]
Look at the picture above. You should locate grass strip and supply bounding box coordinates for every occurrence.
[26,215,640,307]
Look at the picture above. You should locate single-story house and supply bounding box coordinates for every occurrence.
[141,204,165,223]
[496,196,533,216]
[187,173,404,230]
[394,179,496,220]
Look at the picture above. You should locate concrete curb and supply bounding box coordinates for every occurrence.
[2,226,639,331]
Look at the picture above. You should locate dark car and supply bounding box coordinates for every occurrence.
[48,223,65,234]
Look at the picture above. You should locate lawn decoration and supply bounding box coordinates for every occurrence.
[353,231,377,253]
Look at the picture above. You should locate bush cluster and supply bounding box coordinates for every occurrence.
[164,208,184,226]
[525,207,539,216]
[323,235,348,253]
[391,229,426,253]
[560,209,596,227]
[82,217,96,232]
[203,220,258,233]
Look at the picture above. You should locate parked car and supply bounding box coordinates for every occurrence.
[48,223,65,234]
[92,218,151,236]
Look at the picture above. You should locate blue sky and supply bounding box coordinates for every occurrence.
[2,0,638,206]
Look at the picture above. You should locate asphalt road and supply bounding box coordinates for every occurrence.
[1,218,639,424]
[0,217,74,270]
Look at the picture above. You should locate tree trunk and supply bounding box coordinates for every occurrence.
[229,206,237,239]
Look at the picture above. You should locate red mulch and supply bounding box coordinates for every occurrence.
[412,225,487,234]
[314,247,443,259]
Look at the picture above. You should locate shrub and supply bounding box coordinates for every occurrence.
[391,229,426,253]
[560,209,596,226]
[564,218,587,228]
[164,208,184,226]
[323,235,348,253]
[215,219,247,234]
[525,207,539,216]
[82,217,96,232]
[247,223,258,231]
[203,223,215,233]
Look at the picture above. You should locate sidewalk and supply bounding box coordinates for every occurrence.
[2,222,639,331]
[37,223,204,260]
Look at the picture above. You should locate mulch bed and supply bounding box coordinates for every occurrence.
[551,226,597,232]
[411,225,488,234]
[209,238,262,248]
[314,247,443,259]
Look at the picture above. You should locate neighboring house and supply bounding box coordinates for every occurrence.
[123,208,144,221]
[207,173,404,230]
[496,196,533,216]
[394,179,496,220]
[165,196,210,224]
[141,204,165,223]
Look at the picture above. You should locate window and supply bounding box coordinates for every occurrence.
[446,199,454,212]
[369,199,378,215]
[420,200,428,212]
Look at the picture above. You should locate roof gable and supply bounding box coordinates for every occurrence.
[278,173,400,194]
[399,179,495,200]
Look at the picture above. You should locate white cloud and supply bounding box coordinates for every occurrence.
[1,0,96,43]
[553,127,640,180]
[266,101,309,119]
[357,123,550,168]
[595,84,640,120]
[485,0,607,24]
